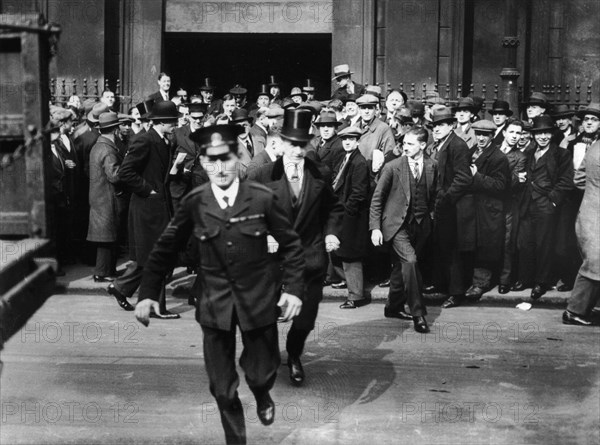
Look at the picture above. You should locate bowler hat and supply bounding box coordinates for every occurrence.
[256,84,272,99]
[147,100,182,121]
[471,119,497,133]
[452,97,476,113]
[87,103,110,123]
[332,64,354,80]
[338,126,362,139]
[229,85,247,96]
[230,108,253,124]
[314,111,342,127]
[280,109,313,142]
[189,124,244,156]
[356,94,379,107]
[302,79,315,93]
[488,100,513,116]
[289,87,308,102]
[188,102,208,116]
[98,112,121,129]
[200,78,215,92]
[576,102,600,119]
[298,100,323,116]
[552,104,575,119]
[431,106,456,125]
[526,92,549,108]
[530,115,556,133]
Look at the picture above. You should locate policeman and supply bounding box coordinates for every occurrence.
[135,125,305,445]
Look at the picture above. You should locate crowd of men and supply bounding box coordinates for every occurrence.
[42,64,600,445]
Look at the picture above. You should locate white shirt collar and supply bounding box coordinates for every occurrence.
[282,156,304,184]
[211,181,240,210]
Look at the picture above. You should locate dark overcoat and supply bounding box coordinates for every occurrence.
[314,135,345,176]
[118,127,172,266]
[332,149,370,260]
[169,124,199,202]
[138,181,305,331]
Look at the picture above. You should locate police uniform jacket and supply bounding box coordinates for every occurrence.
[138,181,305,331]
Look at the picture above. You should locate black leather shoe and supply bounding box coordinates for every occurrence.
[530,284,547,300]
[591,308,600,315]
[465,286,484,299]
[287,356,304,386]
[322,279,332,286]
[331,281,347,289]
[557,284,573,292]
[379,279,390,288]
[498,285,510,294]
[441,295,464,309]
[93,275,114,283]
[422,285,439,294]
[510,281,530,292]
[413,316,430,333]
[384,309,412,320]
[149,310,181,319]
[107,284,134,311]
[256,392,275,426]
[562,310,592,326]
[340,300,357,309]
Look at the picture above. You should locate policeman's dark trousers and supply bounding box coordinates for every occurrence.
[387,219,428,317]
[517,203,556,287]
[286,272,323,358]
[566,273,600,317]
[114,261,167,311]
[202,320,280,445]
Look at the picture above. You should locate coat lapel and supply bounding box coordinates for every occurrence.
[295,164,324,230]
[200,186,228,222]
[395,156,411,202]
[424,157,435,199]
[229,182,252,217]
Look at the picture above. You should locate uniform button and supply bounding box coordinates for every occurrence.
[227,241,233,247]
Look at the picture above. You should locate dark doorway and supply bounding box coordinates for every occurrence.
[164,33,332,100]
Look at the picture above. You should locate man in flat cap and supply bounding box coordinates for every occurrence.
[446,120,510,306]
[136,125,305,445]
[356,94,396,176]
[331,64,366,102]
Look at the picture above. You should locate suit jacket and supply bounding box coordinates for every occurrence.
[492,123,507,146]
[169,125,199,201]
[502,145,527,195]
[147,91,170,102]
[331,82,366,101]
[314,135,345,176]
[138,180,305,331]
[248,157,344,273]
[119,127,173,265]
[237,135,254,167]
[370,155,437,242]
[247,150,275,177]
[454,123,477,149]
[332,149,370,259]
[249,124,268,155]
[54,134,79,201]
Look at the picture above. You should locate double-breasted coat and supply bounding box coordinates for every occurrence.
[314,134,345,175]
[118,127,173,266]
[87,135,122,242]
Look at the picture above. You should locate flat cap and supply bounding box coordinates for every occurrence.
[356,94,379,106]
[471,119,497,133]
[338,126,362,138]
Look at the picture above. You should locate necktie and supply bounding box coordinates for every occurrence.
[412,162,420,182]
[534,148,544,162]
[246,139,253,157]
[223,196,230,208]
[332,154,350,190]
[290,163,301,199]
[430,141,441,161]
[472,148,482,162]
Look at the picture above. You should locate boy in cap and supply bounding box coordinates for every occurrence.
[136,125,305,445]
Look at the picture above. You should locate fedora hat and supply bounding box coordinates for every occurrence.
[530,115,556,133]
[452,97,476,113]
[87,102,110,123]
[431,106,456,125]
[488,100,513,116]
[200,78,215,92]
[189,124,244,156]
[256,84,272,99]
[229,85,247,96]
[526,92,549,107]
[552,104,575,119]
[280,109,313,142]
[332,64,354,80]
[302,79,315,92]
[147,100,181,121]
[267,75,280,87]
[230,108,253,124]
[289,87,308,102]
[576,102,600,119]
[314,111,342,127]
[98,112,121,129]
[471,119,497,133]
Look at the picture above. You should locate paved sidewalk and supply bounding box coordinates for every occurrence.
[56,261,570,308]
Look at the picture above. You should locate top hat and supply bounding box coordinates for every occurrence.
[289,87,308,102]
[280,109,313,142]
[576,102,600,119]
[298,100,323,116]
[488,100,513,116]
[229,85,247,96]
[189,124,244,156]
[135,99,155,120]
[530,115,556,132]
[88,102,110,123]
[552,104,575,119]
[338,126,362,138]
[200,78,215,92]
[302,79,315,93]
[230,108,253,124]
[314,111,342,126]
[431,106,456,125]
[471,119,497,133]
[267,75,280,87]
[452,97,476,113]
[256,84,272,99]
[147,100,182,121]
[526,92,549,108]
[332,64,354,80]
[98,112,121,129]
[188,102,208,116]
